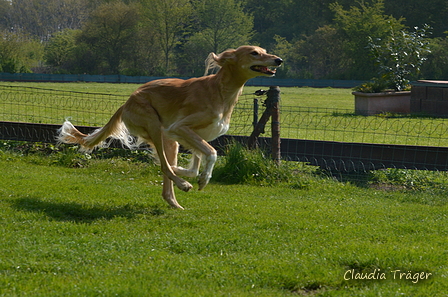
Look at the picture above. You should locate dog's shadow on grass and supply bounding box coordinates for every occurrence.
[10,197,166,223]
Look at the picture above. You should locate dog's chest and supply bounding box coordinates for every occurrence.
[197,115,230,142]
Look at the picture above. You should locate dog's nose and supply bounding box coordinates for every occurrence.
[275,58,283,66]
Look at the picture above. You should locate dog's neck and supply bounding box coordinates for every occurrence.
[213,65,253,102]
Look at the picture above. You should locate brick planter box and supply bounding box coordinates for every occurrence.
[353,91,411,116]
[411,80,448,117]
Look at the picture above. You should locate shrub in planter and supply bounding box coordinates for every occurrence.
[353,77,390,93]
[353,26,431,115]
[356,25,432,93]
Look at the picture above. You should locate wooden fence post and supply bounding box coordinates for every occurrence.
[253,97,259,130]
[269,86,281,165]
[247,86,281,164]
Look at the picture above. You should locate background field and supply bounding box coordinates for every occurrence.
[2,82,448,147]
[0,143,447,296]
[0,81,355,108]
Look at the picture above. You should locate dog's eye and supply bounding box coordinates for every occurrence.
[250,51,259,56]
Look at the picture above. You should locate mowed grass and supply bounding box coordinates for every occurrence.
[0,143,447,296]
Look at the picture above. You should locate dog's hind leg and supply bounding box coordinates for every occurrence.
[136,123,193,193]
[154,133,193,193]
[162,138,184,209]
[121,98,192,207]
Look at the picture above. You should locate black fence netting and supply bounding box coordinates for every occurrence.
[2,85,448,174]
[0,85,126,126]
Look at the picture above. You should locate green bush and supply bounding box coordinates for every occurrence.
[368,25,432,91]
[213,142,308,186]
[352,77,391,93]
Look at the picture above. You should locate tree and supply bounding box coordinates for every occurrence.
[297,25,346,79]
[384,0,448,37]
[0,0,10,30]
[271,35,307,78]
[2,0,91,41]
[245,0,355,47]
[141,0,192,74]
[120,24,166,76]
[44,29,79,71]
[77,1,140,74]
[0,31,43,73]
[176,0,254,76]
[272,0,405,80]
[421,36,448,79]
[192,0,253,54]
[175,34,211,77]
[330,0,405,79]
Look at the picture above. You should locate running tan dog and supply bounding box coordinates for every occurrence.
[57,45,283,209]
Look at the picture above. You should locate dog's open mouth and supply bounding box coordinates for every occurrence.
[250,65,278,75]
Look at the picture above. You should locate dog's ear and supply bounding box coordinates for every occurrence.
[204,53,220,75]
[204,49,236,75]
[215,49,236,66]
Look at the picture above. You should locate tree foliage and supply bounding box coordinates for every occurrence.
[141,0,192,74]
[176,0,253,76]
[192,0,253,54]
[421,37,448,80]
[77,1,140,74]
[44,29,78,71]
[1,0,91,40]
[329,0,405,79]
[0,0,447,79]
[0,31,43,73]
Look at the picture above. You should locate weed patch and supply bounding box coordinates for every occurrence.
[213,142,316,186]
[369,168,448,202]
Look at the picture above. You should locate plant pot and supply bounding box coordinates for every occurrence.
[353,91,411,116]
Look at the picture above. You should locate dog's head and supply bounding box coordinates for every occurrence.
[205,46,283,78]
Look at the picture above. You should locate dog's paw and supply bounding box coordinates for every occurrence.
[162,195,185,210]
[176,180,193,192]
[198,172,211,190]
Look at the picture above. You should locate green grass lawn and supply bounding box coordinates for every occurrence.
[0,144,447,296]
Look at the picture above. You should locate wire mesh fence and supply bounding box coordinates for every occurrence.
[0,85,126,126]
[280,106,448,147]
[0,85,258,135]
[2,85,448,173]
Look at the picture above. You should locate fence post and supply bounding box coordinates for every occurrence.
[269,86,281,165]
[247,86,281,164]
[253,97,259,130]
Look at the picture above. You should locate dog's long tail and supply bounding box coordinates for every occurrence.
[57,106,135,153]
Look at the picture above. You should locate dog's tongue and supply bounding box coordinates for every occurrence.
[259,66,273,74]
[263,66,276,74]
[252,65,276,75]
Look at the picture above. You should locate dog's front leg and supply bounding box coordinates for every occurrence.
[197,153,216,190]
[172,153,201,178]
